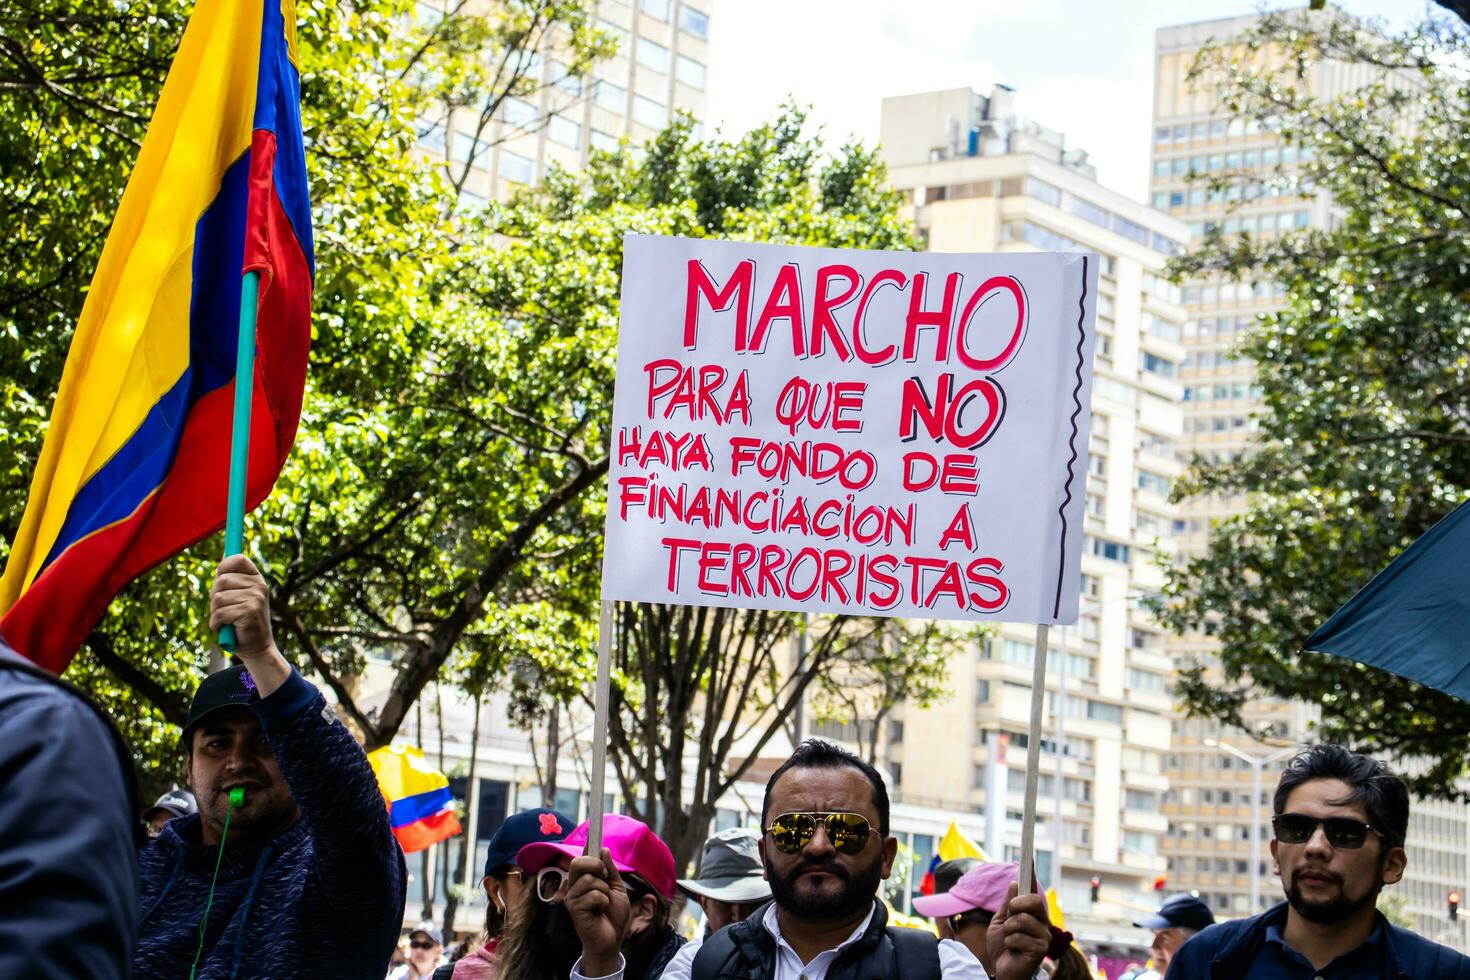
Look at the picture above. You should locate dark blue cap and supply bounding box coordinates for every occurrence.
[181,665,261,748]
[483,807,574,879]
[1133,893,1215,931]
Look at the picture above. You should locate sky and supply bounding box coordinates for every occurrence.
[703,0,1435,202]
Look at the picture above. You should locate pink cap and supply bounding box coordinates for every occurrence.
[911,861,1039,919]
[515,814,678,899]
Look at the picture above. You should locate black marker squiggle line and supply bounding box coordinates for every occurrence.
[1053,256,1088,620]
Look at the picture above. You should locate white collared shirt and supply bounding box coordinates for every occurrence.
[571,904,987,980]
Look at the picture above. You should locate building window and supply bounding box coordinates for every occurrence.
[1090,537,1131,563]
[502,96,535,128]
[1027,178,1061,208]
[498,149,535,184]
[675,54,706,88]
[1112,214,1151,245]
[641,0,671,19]
[451,130,483,166]
[1141,352,1177,379]
[636,38,670,73]
[594,80,626,113]
[548,60,582,94]
[1067,196,1111,229]
[548,115,581,148]
[1128,668,1167,693]
[632,95,667,128]
[590,129,619,153]
[1126,789,1161,812]
[416,116,446,155]
[679,4,710,39]
[1086,700,1123,723]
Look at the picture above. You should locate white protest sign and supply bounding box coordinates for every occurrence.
[601,234,1096,626]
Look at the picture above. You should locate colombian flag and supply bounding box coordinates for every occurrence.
[368,745,464,853]
[0,0,313,671]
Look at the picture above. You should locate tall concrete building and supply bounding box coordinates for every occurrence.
[870,85,1187,945]
[1152,13,1469,948]
[416,0,712,203]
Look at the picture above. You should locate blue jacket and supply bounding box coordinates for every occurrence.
[0,639,139,979]
[134,668,406,979]
[1169,900,1470,979]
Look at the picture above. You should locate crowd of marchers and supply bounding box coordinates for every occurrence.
[1,559,1468,979]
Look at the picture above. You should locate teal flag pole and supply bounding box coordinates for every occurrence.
[219,270,261,652]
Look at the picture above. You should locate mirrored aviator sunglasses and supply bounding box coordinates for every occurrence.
[1271,813,1382,849]
[765,811,872,855]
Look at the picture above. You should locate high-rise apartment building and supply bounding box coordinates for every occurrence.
[416,0,712,203]
[1152,13,1469,948]
[873,85,1187,942]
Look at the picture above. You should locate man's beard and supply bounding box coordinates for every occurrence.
[1285,865,1383,925]
[766,851,883,921]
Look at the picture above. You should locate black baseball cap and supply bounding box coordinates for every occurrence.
[482,807,575,879]
[934,857,984,896]
[181,665,261,748]
[1134,893,1215,931]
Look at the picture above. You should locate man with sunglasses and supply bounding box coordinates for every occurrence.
[648,739,1052,980]
[388,923,445,980]
[1170,744,1470,978]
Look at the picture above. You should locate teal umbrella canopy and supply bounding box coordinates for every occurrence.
[1306,501,1470,702]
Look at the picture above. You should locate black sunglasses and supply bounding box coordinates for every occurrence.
[1272,813,1390,849]
[409,939,438,949]
[765,811,872,855]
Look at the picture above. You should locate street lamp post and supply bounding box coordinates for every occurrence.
[1204,738,1298,912]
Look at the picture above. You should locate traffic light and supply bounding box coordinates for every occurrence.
[1450,890,1461,924]
[1090,876,1101,903]
[1153,874,1168,893]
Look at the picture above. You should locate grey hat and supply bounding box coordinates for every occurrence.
[677,828,772,904]
[144,789,198,822]
[409,921,443,945]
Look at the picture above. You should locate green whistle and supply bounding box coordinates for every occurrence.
[229,787,246,808]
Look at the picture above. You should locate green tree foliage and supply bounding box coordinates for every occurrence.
[1156,8,1470,796]
[0,0,614,777]
[2,0,940,812]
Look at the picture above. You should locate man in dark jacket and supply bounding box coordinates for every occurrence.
[133,554,406,979]
[1170,745,1470,979]
[0,635,140,979]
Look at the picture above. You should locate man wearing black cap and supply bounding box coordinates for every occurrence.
[1132,894,1214,977]
[132,555,406,978]
[143,788,199,838]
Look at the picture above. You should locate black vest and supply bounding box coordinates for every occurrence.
[689,899,942,980]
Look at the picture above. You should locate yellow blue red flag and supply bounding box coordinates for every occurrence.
[367,745,464,853]
[0,0,313,671]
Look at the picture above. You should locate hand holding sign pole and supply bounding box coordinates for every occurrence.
[597,235,1096,883]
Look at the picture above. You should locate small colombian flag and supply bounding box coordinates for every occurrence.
[0,0,312,671]
[368,745,463,853]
